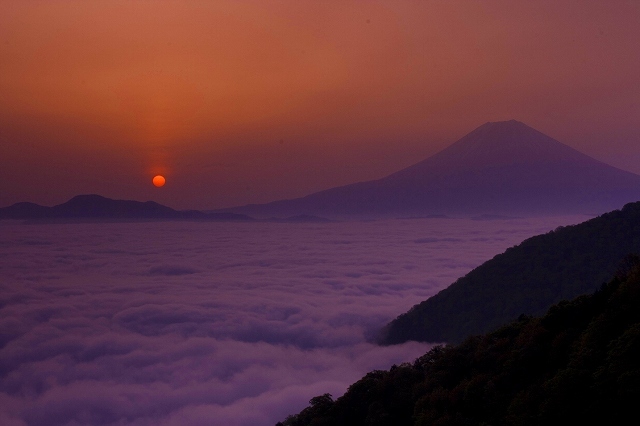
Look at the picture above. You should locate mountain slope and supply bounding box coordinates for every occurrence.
[225,120,640,218]
[0,194,253,221]
[279,260,640,425]
[380,201,640,345]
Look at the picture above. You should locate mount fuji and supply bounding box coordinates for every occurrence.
[221,120,640,218]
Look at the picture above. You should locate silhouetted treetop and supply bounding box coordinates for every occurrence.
[279,257,640,425]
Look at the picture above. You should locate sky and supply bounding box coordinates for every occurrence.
[0,216,586,425]
[1,0,639,210]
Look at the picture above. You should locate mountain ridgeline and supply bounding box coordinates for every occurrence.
[6,121,640,221]
[279,259,640,425]
[380,201,640,345]
[223,120,640,218]
[0,194,253,222]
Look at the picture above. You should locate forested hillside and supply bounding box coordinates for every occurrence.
[381,201,640,345]
[278,256,640,425]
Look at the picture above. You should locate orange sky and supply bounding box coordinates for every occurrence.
[1,0,639,209]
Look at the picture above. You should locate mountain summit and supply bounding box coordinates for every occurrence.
[224,120,640,218]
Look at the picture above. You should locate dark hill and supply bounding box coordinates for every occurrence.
[223,120,640,218]
[0,202,51,219]
[380,201,640,345]
[279,260,640,425]
[0,194,253,222]
[53,194,177,218]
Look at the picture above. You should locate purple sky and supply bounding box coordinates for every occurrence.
[1,1,639,210]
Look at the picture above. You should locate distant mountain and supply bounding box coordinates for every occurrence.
[278,260,640,425]
[268,214,334,223]
[223,120,640,218]
[379,201,640,345]
[0,194,253,222]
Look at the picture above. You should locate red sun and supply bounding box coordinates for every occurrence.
[152,175,166,187]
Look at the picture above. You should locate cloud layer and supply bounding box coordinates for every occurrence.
[0,216,587,425]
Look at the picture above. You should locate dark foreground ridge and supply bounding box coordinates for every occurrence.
[380,200,640,345]
[0,194,254,222]
[279,259,640,425]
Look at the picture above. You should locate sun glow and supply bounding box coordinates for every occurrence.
[152,175,166,187]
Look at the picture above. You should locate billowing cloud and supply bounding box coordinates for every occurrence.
[0,216,587,425]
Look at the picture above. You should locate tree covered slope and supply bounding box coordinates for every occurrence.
[380,201,640,345]
[279,257,640,425]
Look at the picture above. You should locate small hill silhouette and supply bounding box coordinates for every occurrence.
[0,194,253,222]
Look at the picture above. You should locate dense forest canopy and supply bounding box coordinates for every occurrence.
[279,256,640,425]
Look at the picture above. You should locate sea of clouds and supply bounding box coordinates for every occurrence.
[0,216,588,426]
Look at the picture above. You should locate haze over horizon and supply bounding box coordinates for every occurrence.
[2,1,639,210]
